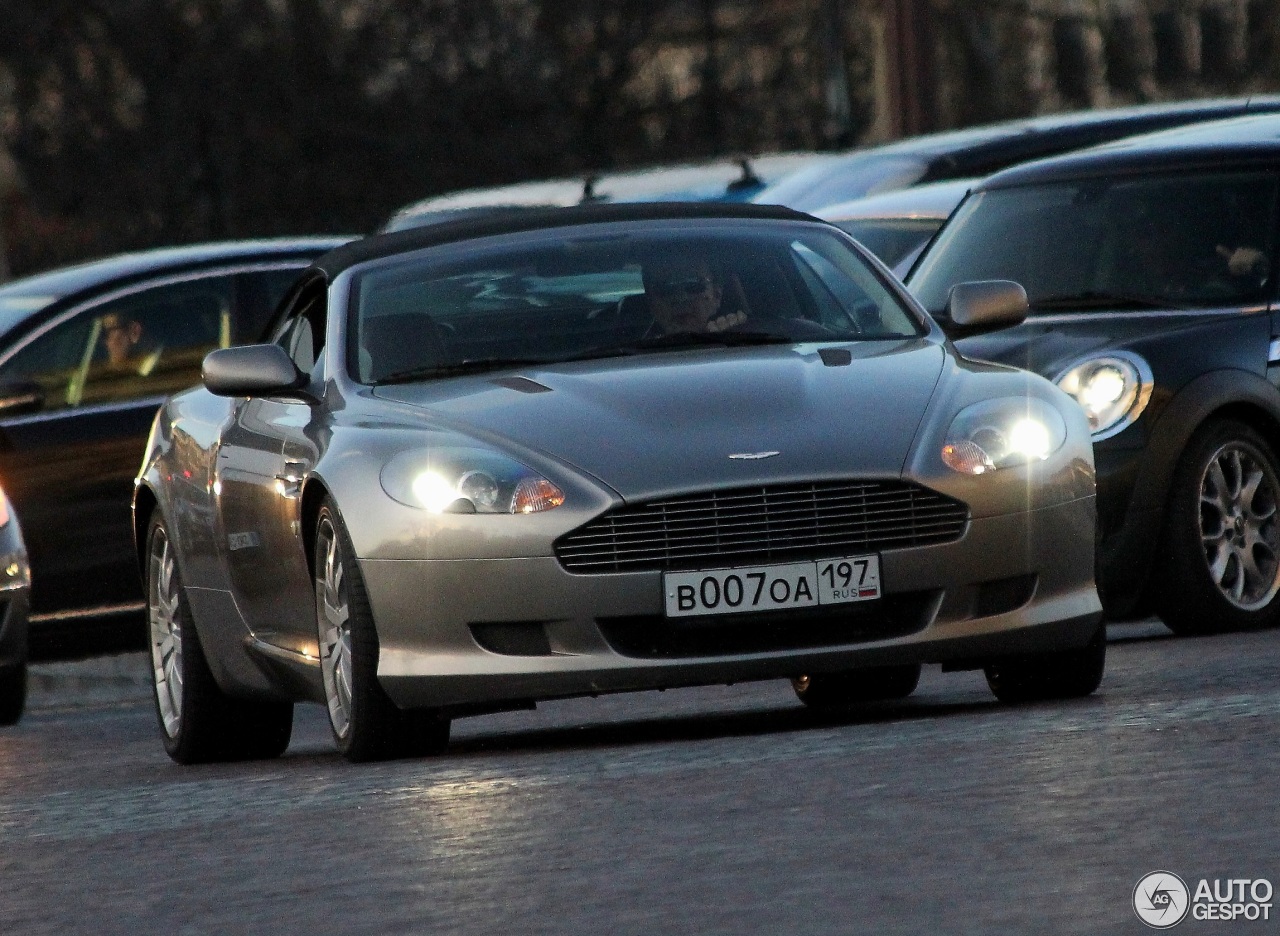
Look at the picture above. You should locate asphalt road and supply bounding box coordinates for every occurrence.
[2,621,1278,935]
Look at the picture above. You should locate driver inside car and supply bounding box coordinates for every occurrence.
[643,258,750,336]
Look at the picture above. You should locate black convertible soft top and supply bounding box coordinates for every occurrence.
[310,201,817,278]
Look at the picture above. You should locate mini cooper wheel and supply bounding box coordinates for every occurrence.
[0,661,25,726]
[984,626,1105,704]
[1156,420,1280,635]
[792,664,922,710]
[147,514,293,764]
[315,499,450,762]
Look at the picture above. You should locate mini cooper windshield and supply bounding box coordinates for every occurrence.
[352,225,924,384]
[910,170,1279,314]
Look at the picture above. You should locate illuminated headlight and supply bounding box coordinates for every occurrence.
[381,448,565,514]
[941,397,1068,475]
[0,487,10,528]
[1055,352,1152,440]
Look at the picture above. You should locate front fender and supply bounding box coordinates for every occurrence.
[1128,368,1280,518]
[1099,367,1280,611]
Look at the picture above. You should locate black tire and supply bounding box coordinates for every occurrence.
[0,662,25,726]
[984,626,1105,704]
[146,514,293,764]
[315,499,450,763]
[792,664,922,710]
[1154,419,1280,635]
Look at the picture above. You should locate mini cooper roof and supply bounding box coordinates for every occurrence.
[977,111,1280,190]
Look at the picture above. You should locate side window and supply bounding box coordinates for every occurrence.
[0,275,234,413]
[275,284,327,374]
[0,315,97,412]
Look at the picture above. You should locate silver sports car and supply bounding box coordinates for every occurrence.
[134,203,1103,764]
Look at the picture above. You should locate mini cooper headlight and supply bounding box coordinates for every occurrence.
[942,397,1068,475]
[1054,352,1153,440]
[381,448,565,514]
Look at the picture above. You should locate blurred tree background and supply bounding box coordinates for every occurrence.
[1,0,1279,277]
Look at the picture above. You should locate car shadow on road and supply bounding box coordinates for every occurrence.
[440,692,1102,759]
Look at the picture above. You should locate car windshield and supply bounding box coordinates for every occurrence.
[908,170,1280,315]
[352,223,924,384]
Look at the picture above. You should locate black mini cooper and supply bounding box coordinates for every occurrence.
[906,112,1280,634]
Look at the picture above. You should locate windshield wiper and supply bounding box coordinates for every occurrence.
[376,357,547,384]
[1031,290,1189,312]
[374,334,797,384]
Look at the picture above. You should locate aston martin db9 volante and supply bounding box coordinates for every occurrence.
[134,203,1103,764]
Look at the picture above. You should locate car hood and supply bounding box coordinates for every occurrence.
[370,340,946,501]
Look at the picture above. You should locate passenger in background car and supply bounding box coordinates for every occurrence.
[100,312,162,376]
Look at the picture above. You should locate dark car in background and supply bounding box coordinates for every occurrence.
[815,178,974,276]
[755,96,1280,214]
[906,112,1280,634]
[0,483,31,724]
[0,238,351,650]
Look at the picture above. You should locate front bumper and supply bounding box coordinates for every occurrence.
[364,495,1101,709]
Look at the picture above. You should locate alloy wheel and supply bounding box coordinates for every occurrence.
[1199,441,1280,611]
[148,528,184,738]
[317,516,354,739]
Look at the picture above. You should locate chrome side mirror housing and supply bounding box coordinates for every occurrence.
[202,344,307,398]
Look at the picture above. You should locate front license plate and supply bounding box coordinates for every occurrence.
[663,555,881,618]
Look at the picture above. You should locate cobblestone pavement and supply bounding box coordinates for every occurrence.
[3,620,1277,935]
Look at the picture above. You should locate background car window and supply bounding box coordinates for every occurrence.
[0,314,97,411]
[835,218,942,269]
[910,171,1280,313]
[0,276,233,413]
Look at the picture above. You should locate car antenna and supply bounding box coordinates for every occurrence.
[580,173,603,203]
[725,156,763,194]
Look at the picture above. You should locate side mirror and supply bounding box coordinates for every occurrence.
[202,344,308,398]
[943,280,1028,337]
[0,381,45,417]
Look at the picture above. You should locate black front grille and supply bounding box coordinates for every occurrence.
[555,479,970,574]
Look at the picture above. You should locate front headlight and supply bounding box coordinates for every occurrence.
[380,448,565,514]
[1054,351,1153,440]
[941,397,1068,475]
